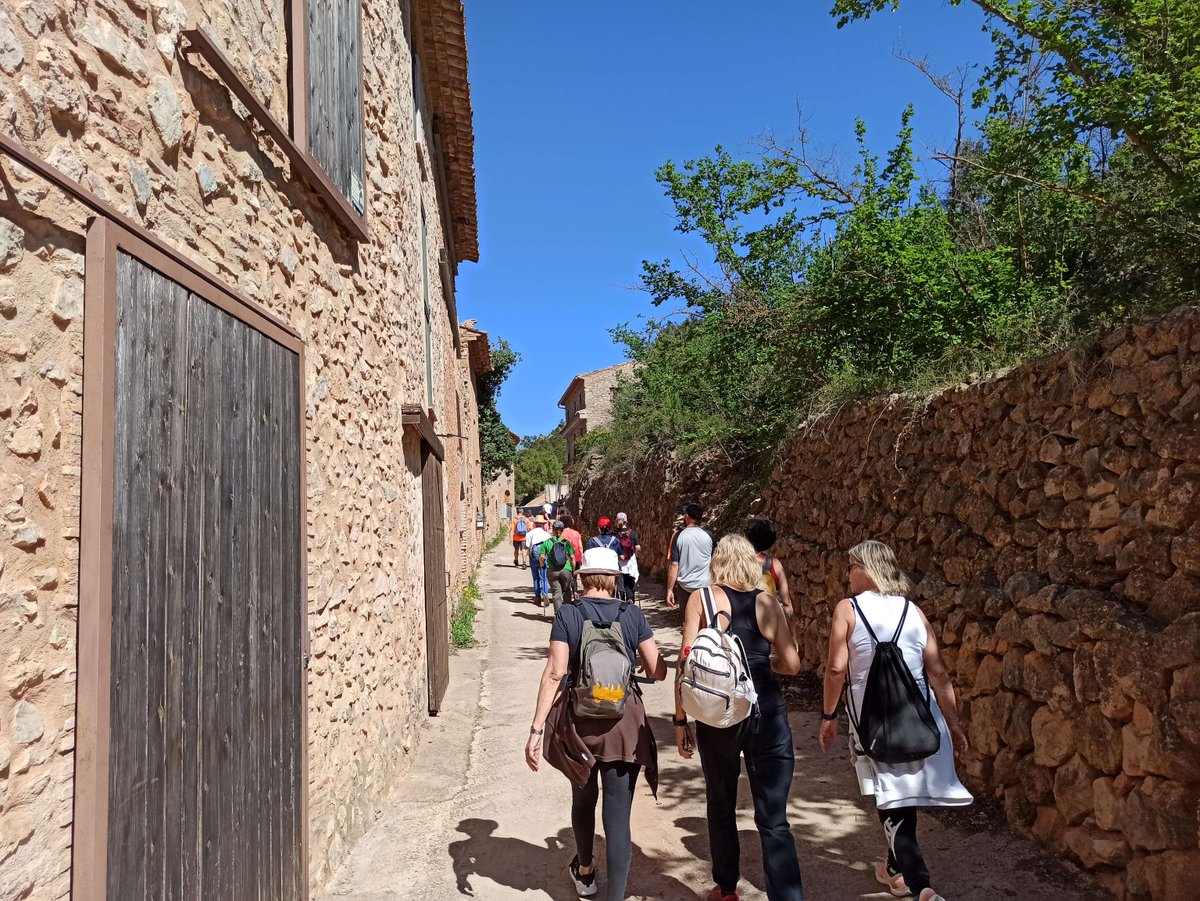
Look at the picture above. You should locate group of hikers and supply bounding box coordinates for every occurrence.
[519,502,970,901]
[511,509,641,611]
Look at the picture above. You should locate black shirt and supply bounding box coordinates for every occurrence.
[550,597,653,682]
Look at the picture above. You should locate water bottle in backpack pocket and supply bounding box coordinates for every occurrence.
[846,596,941,764]
[679,587,757,728]
[573,603,634,719]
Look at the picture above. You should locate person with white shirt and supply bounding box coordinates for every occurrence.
[819,540,971,901]
[525,516,553,606]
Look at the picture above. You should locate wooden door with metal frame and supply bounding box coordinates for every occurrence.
[421,443,449,714]
[74,217,308,900]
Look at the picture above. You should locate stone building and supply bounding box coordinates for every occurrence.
[558,361,635,465]
[0,0,490,896]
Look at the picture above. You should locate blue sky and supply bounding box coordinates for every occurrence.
[457,1,993,438]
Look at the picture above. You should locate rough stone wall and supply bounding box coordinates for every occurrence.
[485,470,514,539]
[0,0,470,894]
[577,305,1200,899]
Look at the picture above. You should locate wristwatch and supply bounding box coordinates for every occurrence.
[530,726,544,735]
[820,710,838,721]
[672,716,688,727]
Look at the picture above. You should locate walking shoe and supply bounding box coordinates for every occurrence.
[874,861,908,897]
[705,887,740,901]
[569,855,597,897]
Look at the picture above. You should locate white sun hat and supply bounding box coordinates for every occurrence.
[577,546,621,575]
[616,512,628,522]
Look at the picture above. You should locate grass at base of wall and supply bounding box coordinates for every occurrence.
[451,576,482,649]
[485,524,508,552]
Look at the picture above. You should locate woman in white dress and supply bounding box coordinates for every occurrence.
[818,540,971,901]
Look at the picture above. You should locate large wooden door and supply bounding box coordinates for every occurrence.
[421,446,449,713]
[77,220,306,900]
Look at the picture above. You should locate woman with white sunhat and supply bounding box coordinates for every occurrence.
[527,545,668,899]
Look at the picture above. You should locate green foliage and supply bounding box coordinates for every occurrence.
[514,428,566,504]
[595,2,1199,472]
[451,577,481,649]
[479,339,521,482]
[832,0,1200,295]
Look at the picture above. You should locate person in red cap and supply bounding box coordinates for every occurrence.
[587,517,622,556]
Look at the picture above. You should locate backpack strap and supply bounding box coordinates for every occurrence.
[700,586,729,631]
[849,596,879,646]
[891,599,910,644]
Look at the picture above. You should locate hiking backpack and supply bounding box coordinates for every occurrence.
[590,534,621,554]
[846,597,941,764]
[573,603,634,719]
[617,529,635,561]
[679,587,757,728]
[548,539,571,572]
[516,517,528,537]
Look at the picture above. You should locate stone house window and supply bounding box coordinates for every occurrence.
[303,0,367,215]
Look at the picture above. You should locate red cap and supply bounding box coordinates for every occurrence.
[597,516,611,528]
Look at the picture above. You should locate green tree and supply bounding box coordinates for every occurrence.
[831,0,1200,297]
[478,339,520,481]
[514,428,566,504]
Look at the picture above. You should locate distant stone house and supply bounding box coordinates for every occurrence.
[559,362,637,464]
[0,0,485,896]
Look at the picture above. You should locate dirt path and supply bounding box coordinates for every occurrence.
[318,545,1097,901]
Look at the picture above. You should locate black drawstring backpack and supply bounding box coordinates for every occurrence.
[846,596,941,764]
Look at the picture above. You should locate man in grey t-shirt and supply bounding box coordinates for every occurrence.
[666,502,714,610]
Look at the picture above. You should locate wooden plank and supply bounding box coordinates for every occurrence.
[264,334,286,900]
[179,291,209,900]
[157,268,191,901]
[108,251,155,900]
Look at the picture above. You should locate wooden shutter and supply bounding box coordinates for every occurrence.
[306,0,366,214]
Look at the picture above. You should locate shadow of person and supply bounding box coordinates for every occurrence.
[449,819,576,900]
[449,818,696,900]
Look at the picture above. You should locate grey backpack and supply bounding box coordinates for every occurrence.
[572,603,634,719]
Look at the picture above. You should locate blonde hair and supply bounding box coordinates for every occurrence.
[710,534,763,592]
[849,540,913,596]
[580,573,616,595]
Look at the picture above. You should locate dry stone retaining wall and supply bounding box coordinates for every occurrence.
[577,303,1200,899]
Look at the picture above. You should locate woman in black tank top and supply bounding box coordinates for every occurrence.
[673,535,805,901]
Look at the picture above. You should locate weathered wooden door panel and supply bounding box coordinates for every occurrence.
[422,448,449,713]
[105,249,304,900]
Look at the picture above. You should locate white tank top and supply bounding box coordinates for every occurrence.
[847,591,928,705]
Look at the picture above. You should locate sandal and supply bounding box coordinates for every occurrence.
[874,861,908,897]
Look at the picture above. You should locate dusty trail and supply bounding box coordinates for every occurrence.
[319,544,1097,900]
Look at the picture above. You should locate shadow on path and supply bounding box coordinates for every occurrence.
[449,819,697,900]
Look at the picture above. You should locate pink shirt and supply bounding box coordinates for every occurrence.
[562,528,584,570]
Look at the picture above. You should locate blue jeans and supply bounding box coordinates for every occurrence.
[531,559,549,599]
[696,709,804,900]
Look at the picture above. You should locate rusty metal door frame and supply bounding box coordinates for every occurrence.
[74,217,308,900]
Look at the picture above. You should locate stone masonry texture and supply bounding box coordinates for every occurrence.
[0,0,487,897]
[576,303,1200,900]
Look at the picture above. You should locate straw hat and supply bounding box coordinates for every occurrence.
[576,547,621,576]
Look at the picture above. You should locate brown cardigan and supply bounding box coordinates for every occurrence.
[544,689,659,796]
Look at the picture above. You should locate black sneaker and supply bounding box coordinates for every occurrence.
[569,855,597,897]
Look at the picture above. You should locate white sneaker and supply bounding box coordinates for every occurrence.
[569,855,598,897]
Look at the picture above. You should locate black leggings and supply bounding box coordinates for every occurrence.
[879,807,931,896]
[572,761,640,901]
